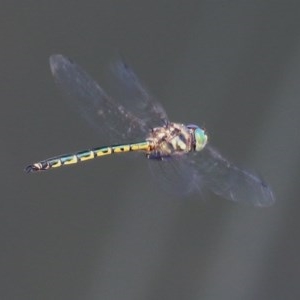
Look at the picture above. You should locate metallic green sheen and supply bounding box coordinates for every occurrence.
[194,128,208,151]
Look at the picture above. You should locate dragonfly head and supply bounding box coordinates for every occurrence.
[187,124,208,152]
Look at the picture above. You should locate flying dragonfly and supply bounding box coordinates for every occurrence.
[25,54,274,207]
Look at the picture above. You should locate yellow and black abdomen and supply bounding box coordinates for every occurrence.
[25,141,151,172]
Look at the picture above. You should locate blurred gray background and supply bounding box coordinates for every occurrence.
[1,1,300,300]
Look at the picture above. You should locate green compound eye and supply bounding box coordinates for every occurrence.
[194,127,208,151]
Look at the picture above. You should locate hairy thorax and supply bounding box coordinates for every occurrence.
[146,122,193,159]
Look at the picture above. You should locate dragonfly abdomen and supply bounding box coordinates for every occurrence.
[25,141,151,172]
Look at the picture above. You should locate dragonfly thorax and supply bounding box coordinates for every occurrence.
[146,122,196,159]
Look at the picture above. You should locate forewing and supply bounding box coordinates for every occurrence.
[49,54,149,143]
[109,60,168,129]
[190,146,275,207]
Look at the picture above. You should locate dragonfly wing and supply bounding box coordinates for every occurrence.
[49,54,149,143]
[148,155,202,197]
[108,60,168,129]
[189,146,275,207]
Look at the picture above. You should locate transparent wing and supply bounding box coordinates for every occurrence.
[189,145,275,207]
[49,54,167,143]
[109,60,168,130]
[148,156,201,197]
[148,146,274,207]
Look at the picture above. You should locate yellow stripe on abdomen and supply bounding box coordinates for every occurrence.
[94,147,112,157]
[62,155,79,165]
[112,145,131,153]
[26,141,151,172]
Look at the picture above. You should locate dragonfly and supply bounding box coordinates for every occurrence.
[25,54,275,207]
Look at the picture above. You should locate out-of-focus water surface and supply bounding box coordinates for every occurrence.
[1,2,299,300]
